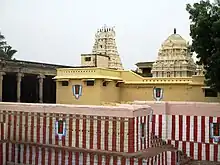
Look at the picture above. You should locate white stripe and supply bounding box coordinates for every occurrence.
[190,116,194,142]
[124,119,129,152]
[100,117,105,150]
[194,142,198,160]
[72,117,76,147]
[182,115,186,141]
[202,143,206,160]
[65,115,69,147]
[210,144,214,161]
[218,145,220,161]
[161,115,166,140]
[79,118,83,148]
[205,117,210,143]
[85,116,90,149]
[93,116,97,149]
[167,115,172,140]
[197,116,202,142]
[175,115,179,140]
[134,117,137,152]
[138,116,141,150]
[116,119,121,152]
[108,119,112,151]
[155,115,159,136]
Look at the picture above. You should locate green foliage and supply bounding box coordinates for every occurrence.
[0,31,17,60]
[186,0,220,92]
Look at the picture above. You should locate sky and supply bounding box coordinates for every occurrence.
[0,0,199,69]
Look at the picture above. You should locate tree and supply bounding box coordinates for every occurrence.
[186,0,220,92]
[0,31,17,60]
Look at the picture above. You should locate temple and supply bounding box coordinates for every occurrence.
[0,26,219,165]
[81,25,123,70]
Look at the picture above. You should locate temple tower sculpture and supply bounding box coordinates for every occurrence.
[81,25,123,70]
[151,28,196,77]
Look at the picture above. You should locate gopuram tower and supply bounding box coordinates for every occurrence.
[81,25,123,70]
[151,28,196,77]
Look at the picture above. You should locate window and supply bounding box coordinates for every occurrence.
[140,123,146,138]
[204,89,218,97]
[210,123,220,137]
[86,80,94,86]
[85,57,91,61]
[167,72,170,77]
[100,45,103,48]
[103,81,107,86]
[61,81,68,86]
[57,120,64,134]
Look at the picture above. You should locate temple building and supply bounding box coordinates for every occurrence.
[151,28,196,78]
[54,26,220,105]
[81,25,123,70]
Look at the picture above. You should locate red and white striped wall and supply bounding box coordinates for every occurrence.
[0,122,6,165]
[151,114,220,161]
[6,144,170,165]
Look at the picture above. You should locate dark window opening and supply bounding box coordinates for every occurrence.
[141,123,146,138]
[116,83,119,87]
[57,120,64,134]
[85,57,91,61]
[103,81,107,86]
[61,81,68,86]
[100,45,103,48]
[212,123,220,136]
[86,80,94,86]
[204,89,218,97]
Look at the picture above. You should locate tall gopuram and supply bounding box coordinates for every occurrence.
[81,25,123,70]
[151,28,196,77]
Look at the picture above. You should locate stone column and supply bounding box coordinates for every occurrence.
[17,73,24,102]
[38,74,45,103]
[0,72,5,101]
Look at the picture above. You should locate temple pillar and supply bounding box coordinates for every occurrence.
[38,74,45,103]
[0,72,5,101]
[17,73,24,102]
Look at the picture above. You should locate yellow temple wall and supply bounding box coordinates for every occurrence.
[55,68,220,105]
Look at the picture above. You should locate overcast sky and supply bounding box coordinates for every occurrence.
[0,0,198,69]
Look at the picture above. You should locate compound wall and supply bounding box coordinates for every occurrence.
[134,101,220,162]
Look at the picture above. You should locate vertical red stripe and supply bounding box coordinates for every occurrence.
[128,118,134,153]
[121,157,126,165]
[23,112,28,164]
[0,144,2,165]
[35,114,40,165]
[197,143,202,160]
[90,153,94,165]
[97,116,101,150]
[83,153,87,165]
[75,115,79,165]
[213,144,218,161]
[68,114,73,164]
[201,116,205,142]
[55,114,59,165]
[11,113,17,162]
[136,117,139,151]
[165,151,167,165]
[104,117,109,150]
[182,141,186,154]
[41,113,47,165]
[112,117,117,151]
[186,116,190,141]
[179,115,183,141]
[98,155,102,165]
[190,142,194,159]
[48,115,53,165]
[106,155,110,165]
[205,143,210,161]
[82,115,87,149]
[61,114,66,165]
[140,117,143,150]
[19,112,22,141]
[158,115,162,138]
[120,118,125,152]
[113,156,117,165]
[194,116,197,142]
[171,151,176,165]
[144,116,147,149]
[6,112,11,162]
[138,158,142,165]
[147,115,150,148]
[171,115,175,140]
[29,113,35,164]
[90,116,94,149]
[130,158,134,165]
